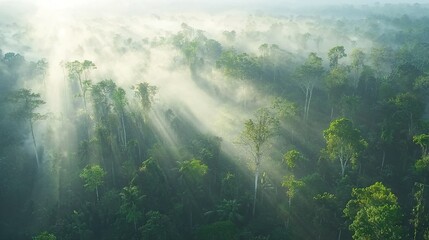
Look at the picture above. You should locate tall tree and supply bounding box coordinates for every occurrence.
[177,158,208,230]
[80,164,106,202]
[239,107,279,216]
[323,118,367,177]
[113,87,128,147]
[65,60,96,111]
[9,88,47,168]
[350,48,366,89]
[411,182,427,240]
[328,46,347,68]
[133,82,158,118]
[344,182,403,240]
[295,52,324,121]
[119,184,144,232]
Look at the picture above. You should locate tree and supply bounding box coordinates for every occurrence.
[119,184,144,232]
[133,82,158,118]
[283,150,303,170]
[141,211,177,240]
[65,60,96,111]
[205,199,243,223]
[413,134,429,175]
[177,158,208,229]
[80,164,106,202]
[32,231,56,240]
[323,118,367,177]
[239,107,279,216]
[113,87,128,147]
[178,158,208,184]
[350,48,366,89]
[282,175,304,208]
[9,88,47,168]
[295,52,324,121]
[328,46,347,68]
[325,65,350,119]
[281,174,304,228]
[344,182,403,240]
[413,134,429,157]
[411,183,427,240]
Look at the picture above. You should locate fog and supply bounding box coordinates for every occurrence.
[1,0,426,164]
[2,0,429,239]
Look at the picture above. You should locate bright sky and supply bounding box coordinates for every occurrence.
[3,0,429,12]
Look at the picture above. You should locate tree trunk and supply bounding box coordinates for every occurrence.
[29,119,40,168]
[306,86,314,121]
[121,112,127,147]
[253,162,260,217]
[381,150,385,172]
[95,186,99,202]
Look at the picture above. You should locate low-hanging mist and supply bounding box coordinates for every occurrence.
[2,1,429,239]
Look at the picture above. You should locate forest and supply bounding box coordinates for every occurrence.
[1,2,429,239]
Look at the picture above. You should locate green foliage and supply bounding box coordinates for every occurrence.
[205,199,243,223]
[328,46,347,68]
[32,231,56,240]
[240,107,279,160]
[344,182,403,240]
[65,60,96,81]
[8,88,46,121]
[415,155,429,173]
[323,118,367,176]
[178,158,208,183]
[283,150,303,169]
[216,48,261,80]
[141,211,176,240]
[414,133,429,157]
[196,221,238,240]
[411,183,426,240]
[325,65,350,93]
[80,165,106,192]
[132,82,158,113]
[271,97,297,120]
[414,75,429,91]
[119,184,143,229]
[282,175,305,206]
[5,9,429,240]
[296,52,324,81]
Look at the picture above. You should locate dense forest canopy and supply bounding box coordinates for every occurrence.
[1,1,429,239]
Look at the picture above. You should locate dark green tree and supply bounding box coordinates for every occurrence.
[119,184,144,232]
[32,231,56,240]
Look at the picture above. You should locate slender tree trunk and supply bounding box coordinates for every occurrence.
[111,159,116,186]
[303,86,309,121]
[96,186,99,202]
[121,112,127,147]
[381,150,385,172]
[340,158,346,177]
[306,86,314,121]
[253,161,260,217]
[29,119,40,168]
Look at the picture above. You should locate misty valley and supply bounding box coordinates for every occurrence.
[1,2,429,240]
